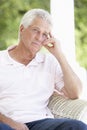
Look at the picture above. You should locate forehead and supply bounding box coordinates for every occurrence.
[29,17,52,33]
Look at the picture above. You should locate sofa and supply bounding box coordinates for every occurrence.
[48,93,87,124]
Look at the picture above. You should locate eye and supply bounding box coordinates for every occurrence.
[32,28,39,33]
[43,33,48,39]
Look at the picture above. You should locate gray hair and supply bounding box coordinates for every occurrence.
[20,8,52,28]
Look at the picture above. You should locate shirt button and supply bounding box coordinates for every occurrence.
[46,114,48,116]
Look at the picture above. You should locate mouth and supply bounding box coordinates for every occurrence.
[32,42,42,47]
[32,42,41,45]
[32,42,42,50]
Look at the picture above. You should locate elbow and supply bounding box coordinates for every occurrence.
[70,82,83,99]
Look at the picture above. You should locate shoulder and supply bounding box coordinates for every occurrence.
[37,52,56,61]
[37,52,60,67]
[0,50,8,63]
[0,50,7,56]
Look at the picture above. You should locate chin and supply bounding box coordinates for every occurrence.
[34,47,41,52]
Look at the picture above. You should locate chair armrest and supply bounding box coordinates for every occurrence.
[48,93,87,124]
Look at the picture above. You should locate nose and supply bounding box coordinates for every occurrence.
[36,33,44,42]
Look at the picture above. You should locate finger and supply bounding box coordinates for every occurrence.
[47,43,54,47]
[49,32,53,38]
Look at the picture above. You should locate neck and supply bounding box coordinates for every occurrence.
[8,45,36,65]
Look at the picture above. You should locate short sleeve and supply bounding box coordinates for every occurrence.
[54,63,64,91]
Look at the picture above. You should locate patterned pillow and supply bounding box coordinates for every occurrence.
[48,93,87,124]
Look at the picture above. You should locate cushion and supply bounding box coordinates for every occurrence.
[48,93,87,124]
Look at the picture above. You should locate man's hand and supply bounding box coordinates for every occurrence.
[42,33,62,57]
[0,113,29,130]
[7,120,29,130]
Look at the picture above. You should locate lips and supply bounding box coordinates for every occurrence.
[32,42,41,46]
[32,42,42,51]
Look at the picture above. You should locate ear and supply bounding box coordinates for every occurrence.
[20,25,25,32]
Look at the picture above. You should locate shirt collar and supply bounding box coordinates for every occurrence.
[3,47,45,66]
[26,52,45,66]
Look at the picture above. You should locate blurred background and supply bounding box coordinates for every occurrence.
[0,0,87,91]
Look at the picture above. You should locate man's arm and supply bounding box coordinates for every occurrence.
[0,113,29,130]
[43,36,82,99]
[55,51,82,99]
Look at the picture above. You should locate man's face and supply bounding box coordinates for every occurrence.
[20,17,51,54]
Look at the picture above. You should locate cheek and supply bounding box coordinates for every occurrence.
[24,32,29,39]
[21,32,30,42]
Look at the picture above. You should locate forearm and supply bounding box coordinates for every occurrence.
[55,51,82,99]
[0,112,29,130]
[0,112,14,126]
[0,112,9,123]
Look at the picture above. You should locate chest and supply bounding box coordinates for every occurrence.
[0,64,54,95]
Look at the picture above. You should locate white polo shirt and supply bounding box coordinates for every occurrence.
[0,49,64,123]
